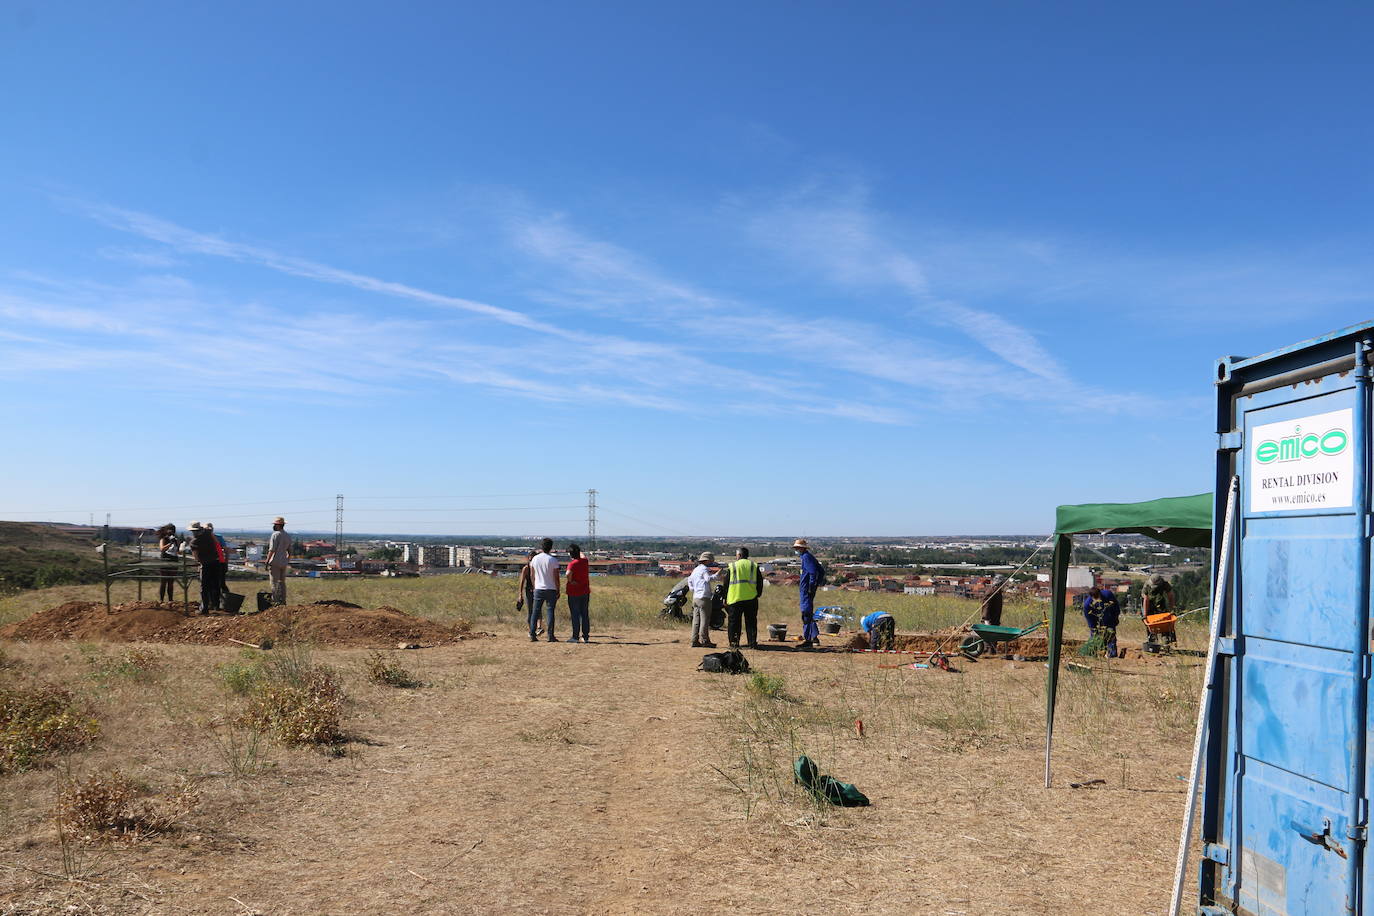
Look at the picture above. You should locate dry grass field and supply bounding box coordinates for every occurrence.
[0,575,1205,914]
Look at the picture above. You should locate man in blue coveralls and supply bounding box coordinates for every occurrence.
[793,538,824,649]
[1082,585,1121,658]
[861,611,896,650]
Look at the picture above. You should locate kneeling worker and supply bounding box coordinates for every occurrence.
[725,547,764,651]
[861,611,896,650]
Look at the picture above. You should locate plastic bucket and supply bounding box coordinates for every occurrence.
[768,623,788,641]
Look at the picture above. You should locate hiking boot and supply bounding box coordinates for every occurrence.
[691,641,702,648]
[530,635,538,642]
[746,643,760,650]
[547,637,559,642]
[702,641,717,649]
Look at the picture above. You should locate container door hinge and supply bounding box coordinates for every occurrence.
[1203,843,1230,866]
[1217,637,1237,656]
[1218,431,1243,451]
[1363,654,1372,681]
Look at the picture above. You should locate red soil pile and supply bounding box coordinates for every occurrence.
[0,600,481,648]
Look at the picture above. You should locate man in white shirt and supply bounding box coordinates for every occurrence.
[266,516,291,606]
[529,537,561,643]
[687,552,719,648]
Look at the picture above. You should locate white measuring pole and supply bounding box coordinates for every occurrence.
[1168,476,1239,916]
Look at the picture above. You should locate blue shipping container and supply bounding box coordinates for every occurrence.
[1203,322,1373,914]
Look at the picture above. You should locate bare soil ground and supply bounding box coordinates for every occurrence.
[0,581,1203,915]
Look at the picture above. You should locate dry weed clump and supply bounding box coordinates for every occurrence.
[85,645,166,685]
[55,771,200,844]
[239,666,345,746]
[0,681,99,774]
[363,651,421,688]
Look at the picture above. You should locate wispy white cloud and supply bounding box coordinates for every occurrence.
[740,184,1071,383]
[7,206,907,421]
[506,207,1168,416]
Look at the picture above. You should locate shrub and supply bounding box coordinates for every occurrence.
[747,672,786,699]
[0,682,99,774]
[88,646,166,685]
[56,771,199,843]
[363,651,420,688]
[217,649,267,696]
[240,667,345,746]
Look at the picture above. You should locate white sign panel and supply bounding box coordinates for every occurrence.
[1249,407,1354,512]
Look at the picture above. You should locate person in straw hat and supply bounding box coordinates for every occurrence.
[687,551,719,648]
[266,516,292,607]
[793,538,825,649]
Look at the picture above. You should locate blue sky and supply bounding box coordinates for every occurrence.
[0,1,1370,537]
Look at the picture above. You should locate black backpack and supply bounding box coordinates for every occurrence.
[699,649,750,674]
[814,559,827,589]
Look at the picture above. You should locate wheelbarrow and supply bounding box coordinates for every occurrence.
[959,619,1045,658]
[1143,612,1178,653]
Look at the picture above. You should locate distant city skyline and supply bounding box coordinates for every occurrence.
[1,3,1369,534]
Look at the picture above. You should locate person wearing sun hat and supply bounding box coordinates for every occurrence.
[187,521,222,615]
[687,551,719,648]
[793,538,826,649]
[266,516,292,606]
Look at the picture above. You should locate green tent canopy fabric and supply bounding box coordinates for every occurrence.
[1054,492,1213,548]
[1044,493,1212,787]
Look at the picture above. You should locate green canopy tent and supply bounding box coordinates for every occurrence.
[1044,493,1212,787]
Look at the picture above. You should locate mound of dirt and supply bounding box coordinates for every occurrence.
[0,600,482,648]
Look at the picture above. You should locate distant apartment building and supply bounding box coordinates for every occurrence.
[448,546,485,568]
[417,545,450,568]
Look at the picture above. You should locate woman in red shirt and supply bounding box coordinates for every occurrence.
[565,543,591,643]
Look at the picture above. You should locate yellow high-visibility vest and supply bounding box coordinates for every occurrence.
[726,559,759,604]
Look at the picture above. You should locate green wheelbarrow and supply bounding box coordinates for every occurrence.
[959,619,1045,658]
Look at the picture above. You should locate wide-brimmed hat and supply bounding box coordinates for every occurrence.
[188,521,202,530]
[204,522,214,531]
[792,538,809,549]
[273,516,286,525]
[698,552,715,563]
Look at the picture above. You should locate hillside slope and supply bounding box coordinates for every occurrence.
[0,521,106,591]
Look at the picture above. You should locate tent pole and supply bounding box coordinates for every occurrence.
[1044,533,1072,788]
[1168,476,1238,916]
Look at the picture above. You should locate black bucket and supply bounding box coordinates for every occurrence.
[824,620,841,635]
[222,591,245,615]
[768,623,788,641]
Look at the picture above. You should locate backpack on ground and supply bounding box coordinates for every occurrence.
[699,649,750,674]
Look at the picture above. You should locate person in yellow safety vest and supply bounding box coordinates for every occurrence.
[724,546,765,650]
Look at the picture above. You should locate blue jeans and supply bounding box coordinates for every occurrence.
[568,594,590,641]
[533,589,558,640]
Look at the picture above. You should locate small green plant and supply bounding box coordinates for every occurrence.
[88,646,166,685]
[55,771,199,844]
[363,651,421,688]
[217,649,267,696]
[0,681,99,774]
[747,672,786,699]
[239,667,345,746]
